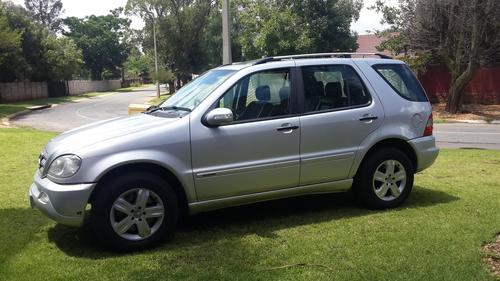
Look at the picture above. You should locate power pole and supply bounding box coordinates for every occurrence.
[153,17,160,98]
[222,0,232,65]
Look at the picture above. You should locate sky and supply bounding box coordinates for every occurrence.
[10,0,389,34]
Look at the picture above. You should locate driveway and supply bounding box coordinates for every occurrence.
[11,87,157,132]
[434,123,500,150]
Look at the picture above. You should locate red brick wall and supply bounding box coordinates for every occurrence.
[419,65,500,104]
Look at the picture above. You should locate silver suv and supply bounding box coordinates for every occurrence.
[29,53,439,250]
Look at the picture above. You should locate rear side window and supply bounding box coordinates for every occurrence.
[373,64,428,102]
[302,65,371,113]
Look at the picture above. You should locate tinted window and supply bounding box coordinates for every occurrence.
[302,65,371,113]
[373,64,428,102]
[217,69,291,122]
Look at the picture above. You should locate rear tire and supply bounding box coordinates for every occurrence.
[91,172,178,251]
[353,148,414,209]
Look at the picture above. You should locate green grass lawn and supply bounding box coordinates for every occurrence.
[148,94,171,106]
[0,128,499,281]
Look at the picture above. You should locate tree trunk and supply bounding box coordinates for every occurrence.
[168,81,175,95]
[445,0,483,114]
[445,63,478,113]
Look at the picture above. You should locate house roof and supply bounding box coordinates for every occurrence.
[356,34,391,55]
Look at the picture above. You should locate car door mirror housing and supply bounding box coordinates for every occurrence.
[205,108,234,127]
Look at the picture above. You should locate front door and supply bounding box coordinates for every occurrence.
[190,68,301,201]
[297,63,384,185]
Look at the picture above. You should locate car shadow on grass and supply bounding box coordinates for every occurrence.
[46,185,459,259]
[0,208,51,265]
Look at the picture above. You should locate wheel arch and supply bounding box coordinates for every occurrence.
[354,138,418,176]
[88,162,189,216]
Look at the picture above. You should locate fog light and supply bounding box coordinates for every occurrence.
[38,192,49,204]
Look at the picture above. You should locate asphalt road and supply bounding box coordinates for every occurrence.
[11,93,500,149]
[12,87,157,132]
[434,123,500,150]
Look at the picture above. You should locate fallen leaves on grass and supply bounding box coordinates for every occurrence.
[484,233,500,278]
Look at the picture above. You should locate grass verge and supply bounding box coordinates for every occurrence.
[148,94,171,106]
[0,128,499,281]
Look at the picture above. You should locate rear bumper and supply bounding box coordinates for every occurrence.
[29,172,95,227]
[409,136,439,172]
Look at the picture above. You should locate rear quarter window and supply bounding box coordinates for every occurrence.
[373,64,428,102]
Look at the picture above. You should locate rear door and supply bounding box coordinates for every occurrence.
[297,61,384,185]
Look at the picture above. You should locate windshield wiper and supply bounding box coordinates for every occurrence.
[159,106,192,112]
[144,105,161,114]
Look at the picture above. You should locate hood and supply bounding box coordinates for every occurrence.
[45,114,180,155]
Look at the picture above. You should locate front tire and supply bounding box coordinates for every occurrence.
[353,148,414,209]
[91,172,178,251]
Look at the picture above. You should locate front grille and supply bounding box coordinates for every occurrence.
[38,153,47,173]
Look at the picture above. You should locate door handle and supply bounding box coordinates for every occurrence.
[359,115,378,122]
[276,125,299,132]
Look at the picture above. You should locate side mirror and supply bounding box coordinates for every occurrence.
[205,108,234,127]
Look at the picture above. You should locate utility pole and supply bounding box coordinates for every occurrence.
[153,17,160,98]
[222,0,232,65]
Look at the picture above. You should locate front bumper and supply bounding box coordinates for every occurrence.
[29,172,95,227]
[409,136,440,172]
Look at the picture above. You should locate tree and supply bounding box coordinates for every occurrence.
[127,0,215,82]
[373,0,500,113]
[124,47,152,81]
[0,13,23,74]
[0,1,82,82]
[412,0,500,113]
[64,9,131,80]
[236,0,312,59]
[0,1,47,81]
[235,0,362,59]
[43,35,83,80]
[24,0,63,32]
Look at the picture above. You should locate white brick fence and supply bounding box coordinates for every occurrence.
[0,80,122,102]
[67,80,121,96]
[0,82,48,102]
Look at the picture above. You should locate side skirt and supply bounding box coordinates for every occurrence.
[188,179,352,214]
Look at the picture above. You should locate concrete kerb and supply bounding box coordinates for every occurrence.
[1,105,54,127]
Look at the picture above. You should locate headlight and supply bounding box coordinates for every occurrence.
[47,155,82,178]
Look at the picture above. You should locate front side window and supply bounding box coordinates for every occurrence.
[302,65,371,113]
[161,69,235,111]
[373,64,428,102]
[216,68,291,122]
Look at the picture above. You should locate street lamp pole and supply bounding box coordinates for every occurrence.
[222,0,232,65]
[153,17,160,98]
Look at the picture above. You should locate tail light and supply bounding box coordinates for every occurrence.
[423,113,433,136]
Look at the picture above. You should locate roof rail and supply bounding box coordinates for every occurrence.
[254,52,392,65]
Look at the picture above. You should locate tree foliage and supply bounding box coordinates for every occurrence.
[128,0,362,83]
[233,0,362,59]
[124,47,152,81]
[374,0,500,113]
[43,35,83,80]
[64,9,131,80]
[24,0,63,32]
[0,13,23,71]
[0,1,82,82]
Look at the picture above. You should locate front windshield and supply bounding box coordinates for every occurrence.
[160,69,235,110]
